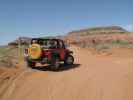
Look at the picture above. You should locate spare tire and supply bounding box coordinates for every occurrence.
[28,44,42,59]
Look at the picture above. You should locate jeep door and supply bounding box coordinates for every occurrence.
[58,40,66,60]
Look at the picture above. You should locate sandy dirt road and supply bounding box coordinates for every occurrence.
[1,46,133,100]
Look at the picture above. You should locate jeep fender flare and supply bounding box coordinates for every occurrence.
[65,50,73,58]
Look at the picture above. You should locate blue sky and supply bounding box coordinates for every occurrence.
[0,0,133,45]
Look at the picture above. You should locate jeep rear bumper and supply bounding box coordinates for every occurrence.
[25,56,51,65]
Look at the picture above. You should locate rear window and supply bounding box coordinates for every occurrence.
[31,39,58,49]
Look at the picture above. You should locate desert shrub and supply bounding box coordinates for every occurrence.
[111,40,133,48]
[78,39,133,50]
[92,43,111,50]
[112,40,129,45]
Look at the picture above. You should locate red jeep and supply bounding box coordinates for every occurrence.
[24,38,74,70]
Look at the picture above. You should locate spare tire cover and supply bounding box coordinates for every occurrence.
[28,44,42,59]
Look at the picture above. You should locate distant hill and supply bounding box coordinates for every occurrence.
[8,26,133,49]
[65,26,133,48]
[68,26,127,36]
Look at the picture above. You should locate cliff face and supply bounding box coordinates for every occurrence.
[65,26,133,48]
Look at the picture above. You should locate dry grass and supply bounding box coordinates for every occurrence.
[0,45,26,68]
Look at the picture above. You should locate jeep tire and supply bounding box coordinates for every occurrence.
[27,60,36,68]
[64,55,74,65]
[50,57,60,71]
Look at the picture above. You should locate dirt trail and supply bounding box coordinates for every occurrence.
[1,46,133,100]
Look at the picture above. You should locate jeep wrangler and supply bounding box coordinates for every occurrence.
[24,38,74,70]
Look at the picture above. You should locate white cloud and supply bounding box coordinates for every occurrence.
[124,25,133,32]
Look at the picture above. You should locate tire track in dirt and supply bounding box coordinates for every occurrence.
[0,68,34,100]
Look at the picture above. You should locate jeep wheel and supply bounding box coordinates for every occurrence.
[51,57,60,71]
[64,55,74,65]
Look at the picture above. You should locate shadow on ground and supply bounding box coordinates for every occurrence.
[31,64,81,72]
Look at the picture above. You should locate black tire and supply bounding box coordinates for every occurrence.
[64,55,74,65]
[50,57,60,71]
[27,60,36,68]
